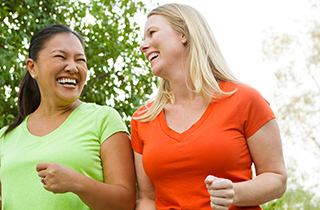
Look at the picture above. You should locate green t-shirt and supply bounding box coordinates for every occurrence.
[0,103,128,210]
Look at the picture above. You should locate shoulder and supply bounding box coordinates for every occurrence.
[220,81,268,103]
[78,102,121,116]
[220,81,261,95]
[132,101,154,118]
[0,126,8,138]
[80,103,128,130]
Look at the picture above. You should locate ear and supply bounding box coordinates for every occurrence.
[26,58,37,79]
[181,34,187,44]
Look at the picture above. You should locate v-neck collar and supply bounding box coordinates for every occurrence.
[159,102,215,141]
[23,103,85,139]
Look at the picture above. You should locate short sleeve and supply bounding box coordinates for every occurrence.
[0,126,8,168]
[97,107,129,144]
[130,105,151,154]
[236,84,275,139]
[130,117,143,154]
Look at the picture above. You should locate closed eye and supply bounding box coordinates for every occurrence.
[150,30,155,36]
[55,55,65,59]
[77,58,86,62]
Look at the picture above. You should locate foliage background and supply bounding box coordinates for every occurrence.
[0,0,157,129]
[260,0,320,208]
[1,0,320,209]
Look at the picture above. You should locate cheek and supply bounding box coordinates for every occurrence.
[150,35,161,47]
[79,65,88,80]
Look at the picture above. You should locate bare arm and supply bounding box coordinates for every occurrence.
[37,132,136,210]
[134,151,157,210]
[205,119,287,208]
[233,118,287,205]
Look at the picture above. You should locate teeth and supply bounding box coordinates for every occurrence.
[58,78,76,85]
[148,53,159,62]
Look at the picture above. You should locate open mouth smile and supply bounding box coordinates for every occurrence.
[148,53,159,62]
[57,78,77,86]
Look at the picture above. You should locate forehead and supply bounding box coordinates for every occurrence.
[144,15,171,32]
[43,33,84,53]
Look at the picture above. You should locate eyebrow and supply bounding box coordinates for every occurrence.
[50,50,85,56]
[144,26,157,39]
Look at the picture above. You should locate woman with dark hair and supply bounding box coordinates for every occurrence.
[0,24,136,210]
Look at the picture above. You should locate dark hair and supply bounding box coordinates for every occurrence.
[3,25,84,136]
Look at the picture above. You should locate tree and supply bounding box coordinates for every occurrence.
[261,0,320,206]
[262,0,320,154]
[262,167,320,210]
[0,0,157,129]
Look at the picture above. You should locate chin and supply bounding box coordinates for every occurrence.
[151,67,161,77]
[59,94,80,103]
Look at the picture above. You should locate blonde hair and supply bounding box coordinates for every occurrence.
[135,3,239,122]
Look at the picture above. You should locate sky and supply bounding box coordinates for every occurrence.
[139,0,320,194]
[139,0,309,100]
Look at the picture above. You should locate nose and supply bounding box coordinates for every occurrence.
[139,39,150,52]
[65,62,79,74]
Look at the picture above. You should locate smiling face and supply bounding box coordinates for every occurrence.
[27,32,87,105]
[140,15,188,79]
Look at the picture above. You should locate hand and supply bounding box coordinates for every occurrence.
[36,162,80,194]
[204,175,235,210]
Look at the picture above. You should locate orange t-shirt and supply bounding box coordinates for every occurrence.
[131,81,275,210]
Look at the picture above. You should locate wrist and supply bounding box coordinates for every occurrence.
[69,171,87,194]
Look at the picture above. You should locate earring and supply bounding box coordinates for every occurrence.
[32,75,35,78]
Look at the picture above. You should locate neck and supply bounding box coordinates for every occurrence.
[33,99,82,119]
[167,73,201,103]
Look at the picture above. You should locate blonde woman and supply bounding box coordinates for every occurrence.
[131,3,287,210]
